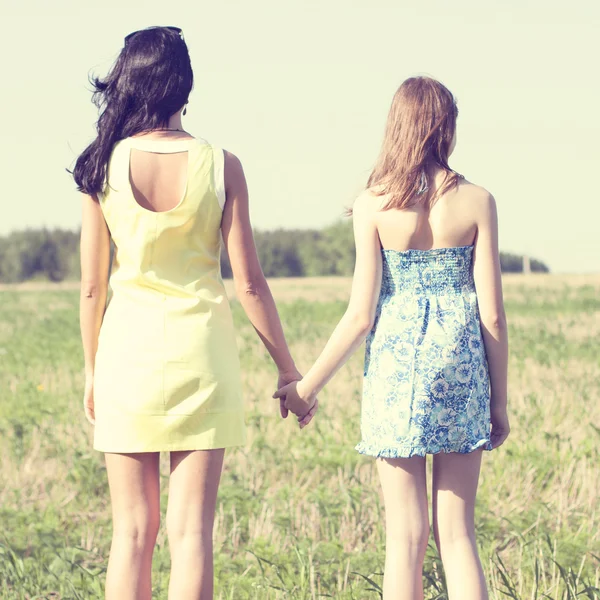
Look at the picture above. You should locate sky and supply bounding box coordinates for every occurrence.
[1,0,598,273]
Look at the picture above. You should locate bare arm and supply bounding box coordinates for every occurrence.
[472,192,509,447]
[80,194,110,377]
[221,151,299,384]
[275,193,382,417]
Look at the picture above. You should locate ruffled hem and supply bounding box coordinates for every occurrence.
[355,437,492,458]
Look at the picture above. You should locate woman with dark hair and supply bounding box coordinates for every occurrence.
[276,77,510,599]
[74,26,316,599]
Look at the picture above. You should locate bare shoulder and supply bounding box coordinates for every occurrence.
[223,150,246,191]
[223,150,243,173]
[353,188,383,219]
[456,178,496,217]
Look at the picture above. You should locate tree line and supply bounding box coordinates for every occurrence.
[0,225,548,284]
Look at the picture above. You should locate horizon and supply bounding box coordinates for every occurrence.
[1,0,599,273]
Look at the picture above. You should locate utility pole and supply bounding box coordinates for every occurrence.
[523,255,531,274]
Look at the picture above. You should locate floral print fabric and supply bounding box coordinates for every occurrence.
[356,246,492,458]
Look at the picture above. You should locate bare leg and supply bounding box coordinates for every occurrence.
[166,449,225,600]
[432,450,488,600]
[104,452,160,600]
[376,456,429,600]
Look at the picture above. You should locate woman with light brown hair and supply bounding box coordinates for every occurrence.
[276,76,510,599]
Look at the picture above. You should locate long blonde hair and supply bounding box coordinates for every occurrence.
[367,76,462,210]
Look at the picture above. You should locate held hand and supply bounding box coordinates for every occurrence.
[490,408,510,449]
[273,380,318,429]
[83,376,95,425]
[277,368,303,419]
[299,397,318,429]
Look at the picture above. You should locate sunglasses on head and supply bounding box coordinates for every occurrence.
[125,26,184,44]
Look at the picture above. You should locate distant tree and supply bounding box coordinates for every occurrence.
[499,253,522,273]
[0,225,550,282]
[298,221,354,276]
[39,239,69,282]
[0,229,79,283]
[529,258,549,273]
[219,229,306,279]
[500,252,548,273]
[254,230,305,277]
[321,220,355,275]
[0,237,24,283]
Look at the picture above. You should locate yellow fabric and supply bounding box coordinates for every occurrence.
[93,137,245,452]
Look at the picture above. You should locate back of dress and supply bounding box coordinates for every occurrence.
[99,137,225,296]
[92,137,246,454]
[356,184,493,459]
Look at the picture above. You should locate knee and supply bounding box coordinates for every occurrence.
[113,510,160,551]
[166,513,213,549]
[385,518,430,558]
[434,514,476,550]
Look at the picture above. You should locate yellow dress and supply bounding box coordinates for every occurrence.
[93,136,246,453]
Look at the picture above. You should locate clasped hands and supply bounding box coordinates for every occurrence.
[274,370,318,429]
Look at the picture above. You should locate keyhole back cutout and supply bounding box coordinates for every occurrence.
[129,148,189,213]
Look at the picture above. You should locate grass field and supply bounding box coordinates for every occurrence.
[0,275,599,599]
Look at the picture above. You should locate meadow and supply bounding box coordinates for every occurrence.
[0,274,599,599]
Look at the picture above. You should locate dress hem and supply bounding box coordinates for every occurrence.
[355,437,492,458]
[93,410,246,453]
[95,440,246,453]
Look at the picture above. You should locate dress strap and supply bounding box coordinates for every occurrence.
[212,147,226,210]
[126,136,206,154]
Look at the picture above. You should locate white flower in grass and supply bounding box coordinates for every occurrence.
[455,363,472,384]
[431,377,449,399]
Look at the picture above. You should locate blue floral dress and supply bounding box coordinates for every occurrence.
[356,245,492,458]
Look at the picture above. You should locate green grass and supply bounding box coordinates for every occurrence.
[0,276,599,599]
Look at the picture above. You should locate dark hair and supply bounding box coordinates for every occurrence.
[72,26,193,195]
